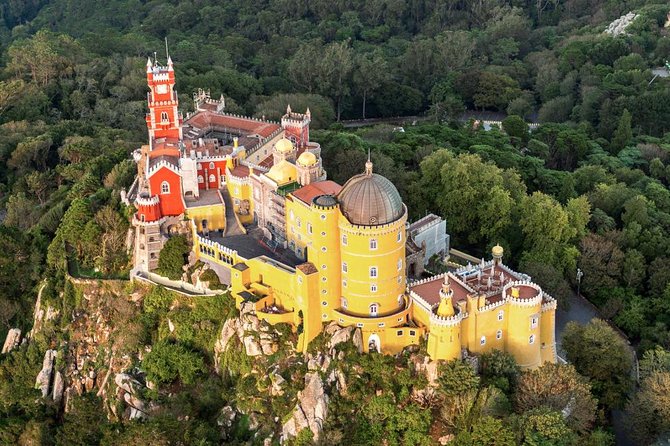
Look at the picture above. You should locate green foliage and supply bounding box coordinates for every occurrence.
[452,416,516,446]
[562,319,633,409]
[156,235,190,280]
[142,339,206,386]
[55,394,107,446]
[439,359,480,397]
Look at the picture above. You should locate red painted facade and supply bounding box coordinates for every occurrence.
[284,124,309,147]
[136,200,162,222]
[148,166,184,216]
[196,159,227,190]
[146,58,182,141]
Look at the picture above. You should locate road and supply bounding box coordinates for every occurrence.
[556,293,634,446]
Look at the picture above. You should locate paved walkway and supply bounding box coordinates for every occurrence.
[131,269,225,296]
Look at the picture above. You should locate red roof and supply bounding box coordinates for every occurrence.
[186,111,280,138]
[410,275,472,307]
[292,181,342,204]
[230,164,251,178]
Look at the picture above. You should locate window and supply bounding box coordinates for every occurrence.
[198,175,204,183]
[369,303,378,317]
[496,330,503,340]
[322,301,328,306]
[397,231,402,243]
[498,310,504,321]
[397,258,402,271]
[342,262,348,273]
[321,264,326,270]
[342,280,347,288]
[307,223,313,234]
[321,246,327,252]
[341,297,348,309]
[321,277,327,282]
[480,336,486,346]
[397,276,402,284]
[296,218,301,228]
[208,174,215,183]
[197,163,202,170]
[370,239,378,250]
[160,111,168,122]
[321,231,326,236]
[320,214,326,220]
[321,290,326,294]
[529,334,535,344]
[322,314,328,319]
[209,162,215,169]
[397,330,403,336]
[161,181,170,194]
[409,330,416,336]
[530,316,539,329]
[342,234,347,245]
[370,266,378,278]
[370,284,377,293]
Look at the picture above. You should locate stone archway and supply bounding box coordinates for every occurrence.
[367,333,381,353]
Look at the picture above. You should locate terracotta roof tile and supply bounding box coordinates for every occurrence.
[292,181,342,204]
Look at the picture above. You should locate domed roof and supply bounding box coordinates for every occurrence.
[337,160,404,226]
[492,244,504,258]
[266,160,297,185]
[275,137,294,154]
[297,151,317,167]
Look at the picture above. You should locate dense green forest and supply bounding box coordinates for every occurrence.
[2,0,670,444]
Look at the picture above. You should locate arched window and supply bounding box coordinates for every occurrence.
[496,330,503,340]
[397,258,402,271]
[498,310,504,321]
[198,175,204,183]
[370,266,378,278]
[342,262,348,273]
[209,174,215,183]
[397,231,402,243]
[341,297,348,309]
[369,303,378,317]
[209,162,215,169]
[160,111,169,122]
[370,238,378,250]
[370,284,377,293]
[161,181,170,194]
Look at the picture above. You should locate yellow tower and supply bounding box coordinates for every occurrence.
[504,282,543,368]
[336,158,408,352]
[427,275,463,361]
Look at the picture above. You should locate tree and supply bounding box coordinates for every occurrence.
[142,340,206,386]
[254,93,335,129]
[514,363,597,433]
[157,235,190,280]
[7,30,80,86]
[452,416,516,446]
[611,109,632,154]
[353,51,388,119]
[627,371,670,445]
[479,350,519,392]
[502,115,528,143]
[0,79,26,119]
[561,319,633,409]
[473,72,521,111]
[515,407,578,446]
[55,394,107,446]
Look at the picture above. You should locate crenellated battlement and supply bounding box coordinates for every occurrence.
[135,195,160,206]
[147,159,180,176]
[503,280,543,307]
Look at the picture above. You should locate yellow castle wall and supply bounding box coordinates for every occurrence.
[227,179,254,224]
[186,203,226,232]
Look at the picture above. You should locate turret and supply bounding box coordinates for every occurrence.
[436,276,455,317]
[492,244,504,266]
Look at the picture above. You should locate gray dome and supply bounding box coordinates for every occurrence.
[338,163,404,226]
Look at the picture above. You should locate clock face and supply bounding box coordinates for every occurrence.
[156,84,168,94]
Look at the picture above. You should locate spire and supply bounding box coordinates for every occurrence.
[365,148,373,175]
[167,56,174,71]
[286,104,292,114]
[305,107,311,118]
[146,56,153,73]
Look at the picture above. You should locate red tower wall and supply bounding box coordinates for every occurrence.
[136,197,162,222]
[148,166,184,216]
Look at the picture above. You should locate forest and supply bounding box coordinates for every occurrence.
[1,0,670,444]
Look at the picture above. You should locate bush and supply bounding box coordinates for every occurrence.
[142,340,206,386]
[157,235,190,280]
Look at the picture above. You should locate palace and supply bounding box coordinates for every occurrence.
[129,56,556,369]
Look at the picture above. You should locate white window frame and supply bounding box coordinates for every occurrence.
[369,303,378,317]
[208,174,215,183]
[529,334,535,344]
[480,336,486,346]
[341,297,348,309]
[160,181,170,194]
[370,284,377,293]
[370,238,377,250]
[397,231,402,243]
[530,315,539,329]
[496,330,503,340]
[197,175,204,183]
[160,111,169,122]
[397,258,402,271]
[370,266,378,278]
[342,234,347,245]
[342,262,348,273]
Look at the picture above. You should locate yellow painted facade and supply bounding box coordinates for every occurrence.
[191,163,556,369]
[226,175,254,225]
[186,203,226,232]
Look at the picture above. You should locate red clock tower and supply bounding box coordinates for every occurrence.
[146,56,182,145]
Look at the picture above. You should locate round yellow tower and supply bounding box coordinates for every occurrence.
[427,275,463,361]
[337,159,407,321]
[504,281,543,369]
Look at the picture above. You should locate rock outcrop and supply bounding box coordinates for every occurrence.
[2,328,21,354]
[281,372,328,443]
[115,373,149,420]
[604,12,638,36]
[35,349,57,398]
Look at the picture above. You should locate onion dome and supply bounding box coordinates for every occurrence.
[492,244,504,258]
[297,151,317,167]
[275,137,294,154]
[337,159,404,226]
